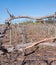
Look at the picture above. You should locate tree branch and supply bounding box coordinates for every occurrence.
[5,9,56,22]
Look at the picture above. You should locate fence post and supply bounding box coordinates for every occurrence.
[10,26,12,45]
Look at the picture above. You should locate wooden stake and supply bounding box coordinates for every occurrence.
[10,27,12,45]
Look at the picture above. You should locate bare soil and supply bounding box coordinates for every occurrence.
[0,23,56,65]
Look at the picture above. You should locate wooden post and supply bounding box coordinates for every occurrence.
[10,27,12,45]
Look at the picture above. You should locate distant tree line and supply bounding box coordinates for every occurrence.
[19,17,56,24]
[35,17,56,24]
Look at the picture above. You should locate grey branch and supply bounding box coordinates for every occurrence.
[6,9,15,18]
[5,10,56,23]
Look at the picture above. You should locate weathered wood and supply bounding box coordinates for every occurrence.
[6,14,56,22]
[3,37,56,53]
[24,37,56,49]
[6,9,56,22]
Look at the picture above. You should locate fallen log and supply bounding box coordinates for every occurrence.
[39,42,56,47]
[3,37,56,51]
[24,37,56,49]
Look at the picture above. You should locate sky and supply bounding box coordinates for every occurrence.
[0,0,56,24]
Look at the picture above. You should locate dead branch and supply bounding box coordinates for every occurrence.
[3,37,56,53]
[24,37,56,49]
[6,9,56,23]
[6,14,55,22]
[6,9,14,18]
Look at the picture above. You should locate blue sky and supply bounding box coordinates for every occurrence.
[0,0,56,24]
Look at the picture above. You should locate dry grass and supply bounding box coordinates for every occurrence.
[0,23,56,65]
[2,23,56,45]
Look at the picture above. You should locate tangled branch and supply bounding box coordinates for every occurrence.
[6,9,56,23]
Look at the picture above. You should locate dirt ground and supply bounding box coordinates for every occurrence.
[0,23,56,65]
[0,46,56,65]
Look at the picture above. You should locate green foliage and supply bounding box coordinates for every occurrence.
[46,18,54,24]
[19,20,34,25]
